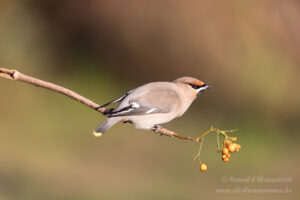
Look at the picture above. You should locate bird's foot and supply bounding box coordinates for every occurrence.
[154,125,164,136]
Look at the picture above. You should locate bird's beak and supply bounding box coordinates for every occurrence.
[206,85,212,89]
[197,84,211,96]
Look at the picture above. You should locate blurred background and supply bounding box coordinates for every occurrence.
[0,0,299,199]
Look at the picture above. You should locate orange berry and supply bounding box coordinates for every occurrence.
[223,140,230,147]
[231,137,237,142]
[222,154,231,159]
[223,157,230,162]
[235,144,241,151]
[228,143,236,153]
[222,148,229,155]
[200,163,208,172]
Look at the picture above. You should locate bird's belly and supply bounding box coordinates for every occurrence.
[128,113,177,130]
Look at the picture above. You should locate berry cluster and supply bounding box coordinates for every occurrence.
[221,137,241,162]
[194,127,241,172]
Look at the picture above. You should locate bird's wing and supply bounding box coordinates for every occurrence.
[107,86,180,117]
[98,89,135,108]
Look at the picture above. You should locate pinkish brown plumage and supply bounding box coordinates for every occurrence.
[93,77,211,136]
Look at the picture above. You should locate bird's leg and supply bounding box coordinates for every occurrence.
[153,125,165,136]
[152,125,195,140]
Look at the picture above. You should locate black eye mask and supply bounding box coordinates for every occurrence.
[188,83,207,89]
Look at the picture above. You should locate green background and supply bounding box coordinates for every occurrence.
[0,1,299,199]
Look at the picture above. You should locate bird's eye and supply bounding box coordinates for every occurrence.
[188,84,201,89]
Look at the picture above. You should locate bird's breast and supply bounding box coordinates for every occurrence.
[128,113,177,130]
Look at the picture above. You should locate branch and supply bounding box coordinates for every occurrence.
[0,67,199,142]
[0,68,105,113]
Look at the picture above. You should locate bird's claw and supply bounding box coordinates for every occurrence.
[154,125,164,136]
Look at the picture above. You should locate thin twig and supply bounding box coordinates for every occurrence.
[0,68,106,112]
[1,67,200,141]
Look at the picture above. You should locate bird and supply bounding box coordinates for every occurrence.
[93,77,211,137]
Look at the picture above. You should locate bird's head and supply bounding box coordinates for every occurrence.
[173,77,211,98]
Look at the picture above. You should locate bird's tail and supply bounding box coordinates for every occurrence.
[93,117,121,137]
